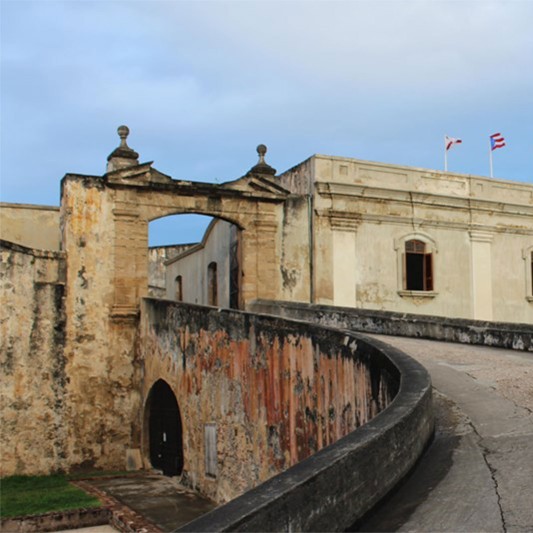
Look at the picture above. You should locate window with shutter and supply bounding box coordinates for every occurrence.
[405,240,433,291]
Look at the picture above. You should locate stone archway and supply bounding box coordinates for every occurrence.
[58,129,296,472]
[146,379,183,476]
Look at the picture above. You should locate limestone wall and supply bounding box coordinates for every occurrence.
[0,203,60,251]
[139,299,399,504]
[0,240,67,475]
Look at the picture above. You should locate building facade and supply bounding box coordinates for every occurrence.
[169,155,533,323]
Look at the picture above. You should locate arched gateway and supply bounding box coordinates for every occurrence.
[58,128,301,471]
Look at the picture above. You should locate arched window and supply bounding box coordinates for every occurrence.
[405,239,433,291]
[207,262,218,306]
[175,275,183,302]
[394,233,437,297]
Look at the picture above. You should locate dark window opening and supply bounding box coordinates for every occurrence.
[208,262,218,306]
[229,225,241,309]
[405,240,433,291]
[148,380,183,476]
[175,275,183,302]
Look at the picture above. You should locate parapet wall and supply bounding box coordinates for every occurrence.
[140,300,433,530]
[249,300,533,351]
[0,203,60,251]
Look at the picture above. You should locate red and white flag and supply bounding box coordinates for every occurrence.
[445,136,462,151]
[490,133,506,151]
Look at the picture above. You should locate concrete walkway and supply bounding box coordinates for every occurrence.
[83,474,216,532]
[356,336,533,533]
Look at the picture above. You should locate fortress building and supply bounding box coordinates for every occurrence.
[1,127,531,528]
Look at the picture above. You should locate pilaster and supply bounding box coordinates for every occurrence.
[470,231,494,320]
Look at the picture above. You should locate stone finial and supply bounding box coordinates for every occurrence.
[107,125,140,173]
[118,125,130,147]
[247,144,276,176]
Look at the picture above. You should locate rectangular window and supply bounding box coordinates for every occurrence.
[405,240,433,291]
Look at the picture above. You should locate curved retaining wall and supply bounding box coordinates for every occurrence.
[249,300,533,351]
[161,306,433,532]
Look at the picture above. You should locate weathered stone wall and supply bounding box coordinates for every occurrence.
[0,203,61,251]
[60,175,143,472]
[0,240,67,475]
[139,299,400,504]
[180,336,433,533]
[249,300,533,351]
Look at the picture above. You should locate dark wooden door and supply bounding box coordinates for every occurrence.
[149,380,183,476]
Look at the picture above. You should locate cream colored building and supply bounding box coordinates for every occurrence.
[168,155,533,323]
[164,219,239,308]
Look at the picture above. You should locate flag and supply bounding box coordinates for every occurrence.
[445,136,462,151]
[490,133,505,151]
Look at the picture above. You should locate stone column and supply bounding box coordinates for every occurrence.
[470,231,494,320]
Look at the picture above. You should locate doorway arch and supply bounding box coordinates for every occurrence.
[146,379,183,476]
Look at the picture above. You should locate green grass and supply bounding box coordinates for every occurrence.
[0,474,101,518]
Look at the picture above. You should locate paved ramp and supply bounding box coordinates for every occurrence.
[356,336,533,533]
[85,474,216,532]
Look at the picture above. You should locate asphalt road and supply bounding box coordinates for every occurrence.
[355,335,533,533]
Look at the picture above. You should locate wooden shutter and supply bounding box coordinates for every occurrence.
[424,253,433,291]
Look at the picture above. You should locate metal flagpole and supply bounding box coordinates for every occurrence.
[489,139,493,178]
[444,135,448,172]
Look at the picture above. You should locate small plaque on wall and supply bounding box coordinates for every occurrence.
[205,423,217,478]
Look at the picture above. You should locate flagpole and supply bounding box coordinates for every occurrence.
[444,135,448,172]
[489,139,493,178]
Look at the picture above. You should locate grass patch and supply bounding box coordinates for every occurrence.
[1,474,101,518]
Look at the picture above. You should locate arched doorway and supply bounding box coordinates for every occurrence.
[146,380,183,476]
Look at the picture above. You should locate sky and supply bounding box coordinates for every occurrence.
[1,0,532,245]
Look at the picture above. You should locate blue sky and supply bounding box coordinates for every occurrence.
[1,0,532,245]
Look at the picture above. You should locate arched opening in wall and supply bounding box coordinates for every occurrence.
[146,379,183,476]
[148,214,242,308]
[208,262,218,306]
[175,275,183,301]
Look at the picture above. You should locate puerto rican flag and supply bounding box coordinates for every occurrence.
[490,133,506,151]
[445,136,462,151]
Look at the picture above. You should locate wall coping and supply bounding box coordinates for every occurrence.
[249,300,533,351]
[0,239,65,260]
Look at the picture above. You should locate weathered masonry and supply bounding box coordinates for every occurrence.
[0,126,531,525]
[139,300,407,504]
